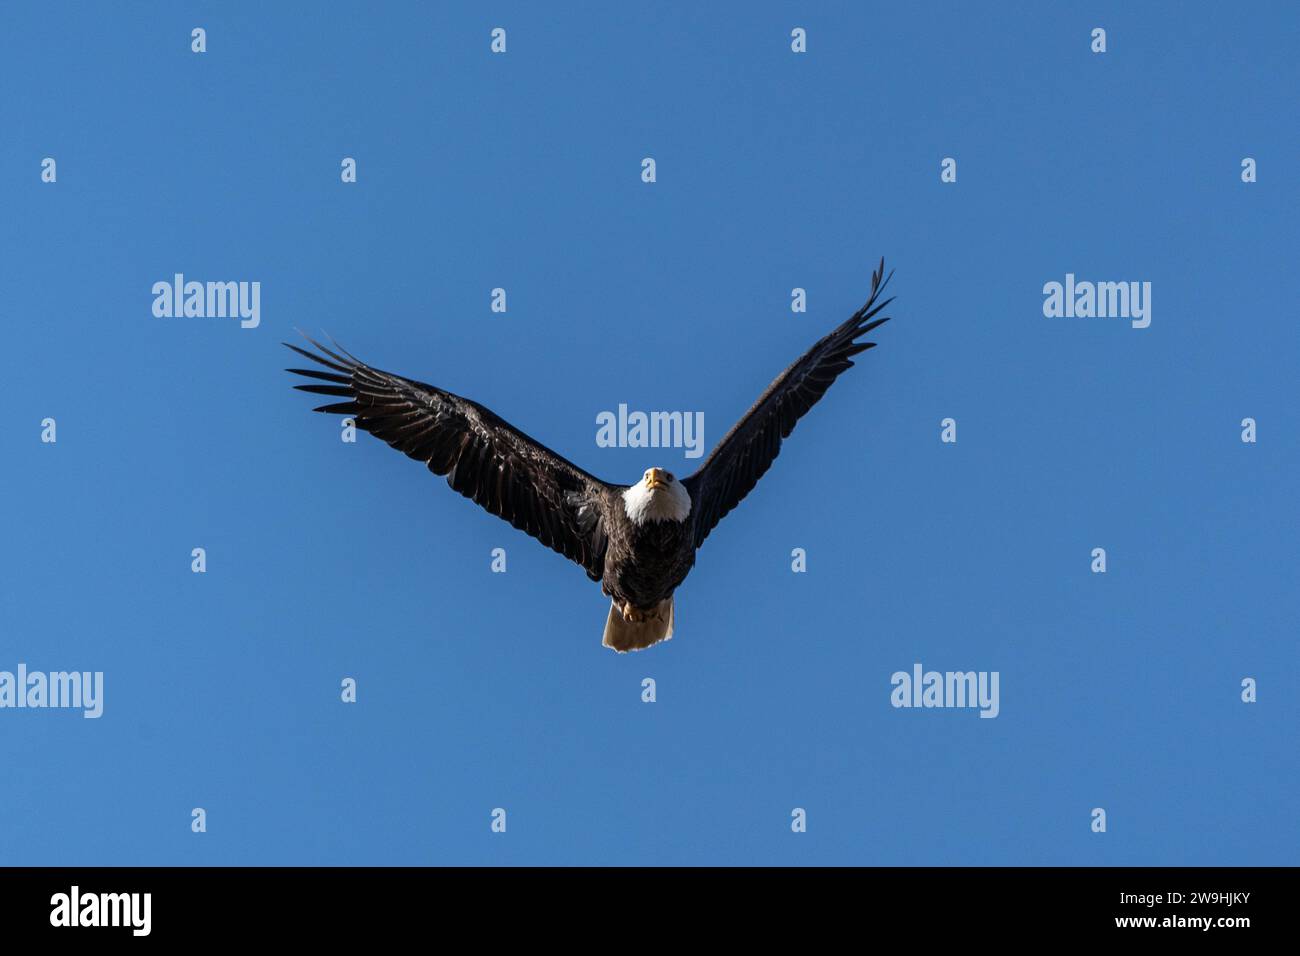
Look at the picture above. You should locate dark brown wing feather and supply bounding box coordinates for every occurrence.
[286,337,613,580]
[682,260,895,549]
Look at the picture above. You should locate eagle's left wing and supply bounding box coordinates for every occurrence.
[682,260,894,549]
[286,336,614,581]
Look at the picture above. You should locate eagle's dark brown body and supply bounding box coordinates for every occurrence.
[600,498,696,610]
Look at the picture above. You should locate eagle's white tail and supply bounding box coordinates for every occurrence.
[602,597,674,652]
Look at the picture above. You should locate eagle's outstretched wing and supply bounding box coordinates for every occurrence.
[682,259,895,549]
[286,337,613,581]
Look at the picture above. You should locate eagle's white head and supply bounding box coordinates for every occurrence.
[622,467,692,525]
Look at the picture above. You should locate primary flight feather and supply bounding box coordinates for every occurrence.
[287,260,895,651]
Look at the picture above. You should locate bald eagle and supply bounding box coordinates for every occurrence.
[287,261,894,652]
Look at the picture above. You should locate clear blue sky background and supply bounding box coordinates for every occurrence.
[1,2,1295,866]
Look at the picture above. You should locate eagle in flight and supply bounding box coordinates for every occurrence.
[288,261,895,652]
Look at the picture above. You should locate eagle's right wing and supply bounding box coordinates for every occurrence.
[287,337,614,581]
[683,260,894,549]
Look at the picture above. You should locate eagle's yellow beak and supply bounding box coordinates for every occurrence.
[645,468,669,490]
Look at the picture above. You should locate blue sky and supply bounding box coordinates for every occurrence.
[1,2,1295,865]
